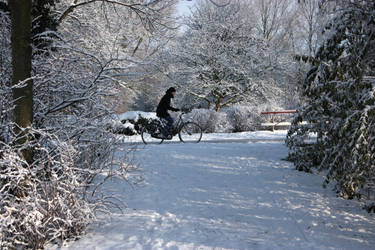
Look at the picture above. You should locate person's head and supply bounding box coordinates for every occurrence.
[166,87,176,98]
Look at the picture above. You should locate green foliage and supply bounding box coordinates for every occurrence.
[286,2,375,199]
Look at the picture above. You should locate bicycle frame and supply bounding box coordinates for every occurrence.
[160,112,185,135]
[174,113,185,131]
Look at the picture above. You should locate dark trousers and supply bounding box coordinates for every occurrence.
[160,115,174,135]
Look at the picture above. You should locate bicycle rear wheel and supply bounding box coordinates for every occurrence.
[141,125,164,145]
[178,122,202,143]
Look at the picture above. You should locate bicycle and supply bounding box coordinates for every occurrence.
[140,111,202,144]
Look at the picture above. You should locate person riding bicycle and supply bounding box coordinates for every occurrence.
[156,87,180,138]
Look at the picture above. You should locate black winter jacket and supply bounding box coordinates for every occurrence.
[156,92,179,118]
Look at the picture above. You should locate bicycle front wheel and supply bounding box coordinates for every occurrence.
[141,126,164,145]
[178,122,202,143]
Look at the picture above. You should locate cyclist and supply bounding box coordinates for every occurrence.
[156,87,180,138]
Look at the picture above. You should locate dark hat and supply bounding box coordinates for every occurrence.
[166,87,176,93]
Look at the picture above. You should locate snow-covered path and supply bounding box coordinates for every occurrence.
[60,141,375,250]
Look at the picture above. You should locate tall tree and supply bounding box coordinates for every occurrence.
[286,0,375,199]
[9,0,33,163]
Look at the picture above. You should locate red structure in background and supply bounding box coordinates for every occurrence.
[260,110,298,131]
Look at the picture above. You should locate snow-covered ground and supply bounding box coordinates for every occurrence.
[56,132,375,250]
[120,130,289,144]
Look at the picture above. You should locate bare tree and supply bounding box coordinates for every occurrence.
[253,0,294,43]
[295,0,328,57]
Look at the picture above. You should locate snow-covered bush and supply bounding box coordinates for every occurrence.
[0,126,138,248]
[115,111,158,135]
[185,109,232,133]
[224,103,289,132]
[224,105,263,132]
[0,128,84,248]
[106,118,137,136]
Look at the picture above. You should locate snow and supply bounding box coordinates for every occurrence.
[120,130,289,144]
[176,0,196,17]
[123,121,135,130]
[196,130,287,141]
[117,111,158,122]
[54,133,375,250]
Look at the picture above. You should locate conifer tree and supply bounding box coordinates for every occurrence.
[286,1,375,199]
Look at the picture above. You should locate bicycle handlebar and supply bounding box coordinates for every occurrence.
[179,108,192,114]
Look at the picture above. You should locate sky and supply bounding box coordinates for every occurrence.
[176,0,196,16]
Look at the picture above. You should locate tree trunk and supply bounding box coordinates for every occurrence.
[9,0,33,164]
[215,97,223,112]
